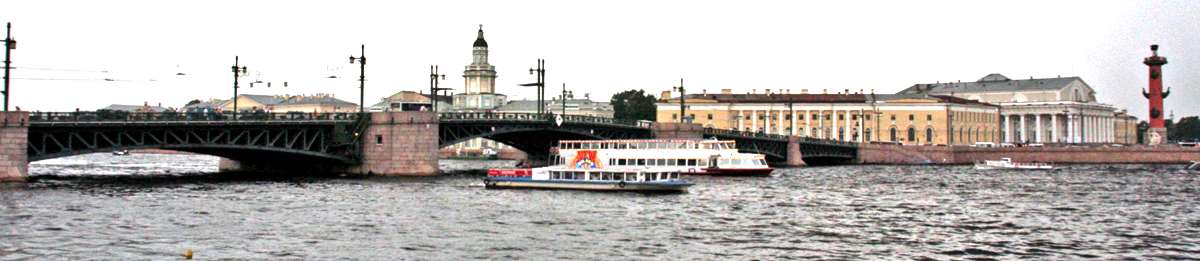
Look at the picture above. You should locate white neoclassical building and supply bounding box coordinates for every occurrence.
[899,73,1136,144]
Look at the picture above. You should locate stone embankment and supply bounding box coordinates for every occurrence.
[859,143,1200,165]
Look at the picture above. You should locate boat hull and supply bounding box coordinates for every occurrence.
[689,168,773,176]
[484,177,692,193]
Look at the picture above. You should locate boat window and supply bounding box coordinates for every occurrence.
[637,159,646,166]
[698,159,707,166]
[758,159,767,166]
[674,159,684,166]
[626,173,636,181]
[617,159,627,166]
[687,159,697,166]
[665,159,675,166]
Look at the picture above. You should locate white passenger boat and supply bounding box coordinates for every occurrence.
[553,139,773,176]
[974,158,1053,170]
[483,167,692,192]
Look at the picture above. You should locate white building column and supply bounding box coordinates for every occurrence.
[778,110,785,135]
[729,110,739,131]
[804,109,811,137]
[1018,114,1026,143]
[998,114,1008,142]
[764,109,771,134]
[1051,114,1059,143]
[1035,114,1043,143]
[1069,114,1077,143]
[751,110,758,132]
[790,108,797,136]
[845,110,852,141]
[831,110,839,140]
[1067,113,1075,143]
[858,109,866,142]
[817,110,824,138]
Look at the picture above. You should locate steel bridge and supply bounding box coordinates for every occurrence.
[27,112,368,164]
[23,111,858,166]
[703,128,859,165]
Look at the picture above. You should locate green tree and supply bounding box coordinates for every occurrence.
[610,89,657,121]
[1169,116,1200,141]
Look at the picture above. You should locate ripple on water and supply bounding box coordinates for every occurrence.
[5,155,1200,259]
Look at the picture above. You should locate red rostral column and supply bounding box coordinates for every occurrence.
[1142,44,1169,145]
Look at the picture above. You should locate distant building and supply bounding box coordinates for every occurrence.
[657,89,1001,146]
[368,90,452,112]
[452,26,507,111]
[497,94,614,118]
[899,73,1131,144]
[101,102,169,113]
[184,94,358,113]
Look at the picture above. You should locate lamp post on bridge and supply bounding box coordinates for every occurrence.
[560,83,572,116]
[428,65,450,112]
[349,44,366,113]
[230,56,248,120]
[672,78,686,123]
[3,22,15,112]
[519,59,546,115]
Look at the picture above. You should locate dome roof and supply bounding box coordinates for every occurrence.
[473,27,488,48]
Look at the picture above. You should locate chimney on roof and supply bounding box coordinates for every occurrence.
[752,88,757,94]
[822,89,828,94]
[702,89,707,95]
[157,102,161,108]
[801,89,808,94]
[720,88,732,94]
[144,101,148,106]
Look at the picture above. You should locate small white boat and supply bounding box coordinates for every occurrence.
[974,158,1052,170]
[111,150,130,156]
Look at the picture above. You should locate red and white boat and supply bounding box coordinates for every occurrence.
[551,139,773,176]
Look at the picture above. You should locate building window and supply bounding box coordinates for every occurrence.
[375,135,383,145]
[838,127,845,140]
[890,115,896,121]
[889,128,897,142]
[672,113,677,120]
[865,115,871,120]
[926,128,933,143]
[852,115,858,121]
[865,128,872,141]
[799,114,805,120]
[825,115,831,120]
[926,114,932,121]
[907,127,916,142]
[908,114,914,121]
[838,114,844,121]
[707,114,713,120]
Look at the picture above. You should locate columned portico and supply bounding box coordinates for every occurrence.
[751,110,758,132]
[804,109,811,137]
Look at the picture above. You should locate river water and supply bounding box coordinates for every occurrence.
[1,153,1198,260]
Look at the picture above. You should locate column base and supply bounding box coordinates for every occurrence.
[1145,127,1168,146]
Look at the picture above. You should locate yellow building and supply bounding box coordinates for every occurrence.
[656,90,1001,145]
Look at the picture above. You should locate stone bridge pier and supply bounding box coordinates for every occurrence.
[1,112,29,182]
[214,111,441,177]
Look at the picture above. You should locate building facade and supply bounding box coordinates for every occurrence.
[452,26,507,111]
[656,90,1000,145]
[368,90,452,112]
[497,94,614,118]
[899,73,1131,144]
[185,94,357,113]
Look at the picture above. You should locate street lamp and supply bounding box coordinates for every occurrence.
[429,65,450,112]
[3,22,15,112]
[560,83,573,115]
[672,78,686,123]
[349,44,366,113]
[519,58,545,115]
[230,56,248,120]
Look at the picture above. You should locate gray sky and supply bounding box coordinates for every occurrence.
[3,0,1198,119]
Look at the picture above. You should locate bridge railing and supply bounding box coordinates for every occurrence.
[28,111,364,123]
[438,112,641,126]
[703,127,857,146]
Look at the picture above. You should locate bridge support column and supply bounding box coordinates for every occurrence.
[651,122,704,140]
[786,136,807,167]
[0,112,29,182]
[350,111,439,176]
